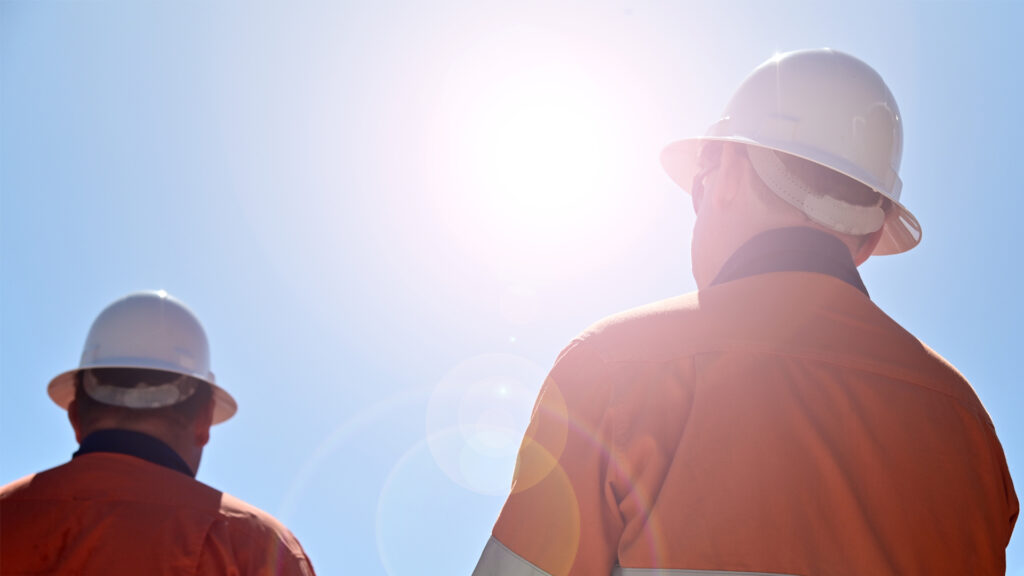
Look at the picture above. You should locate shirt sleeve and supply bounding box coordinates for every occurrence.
[199,507,317,576]
[265,533,316,576]
[474,339,624,576]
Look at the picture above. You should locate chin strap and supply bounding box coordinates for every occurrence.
[746,146,885,235]
[83,370,197,409]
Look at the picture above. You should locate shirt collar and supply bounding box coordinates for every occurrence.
[74,429,196,478]
[710,226,869,297]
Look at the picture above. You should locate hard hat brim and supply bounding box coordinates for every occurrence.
[48,366,238,425]
[660,137,922,255]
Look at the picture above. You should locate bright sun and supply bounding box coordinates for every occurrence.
[482,82,614,234]
[433,25,636,282]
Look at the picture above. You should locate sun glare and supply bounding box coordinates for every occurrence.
[433,26,635,282]
[483,85,612,233]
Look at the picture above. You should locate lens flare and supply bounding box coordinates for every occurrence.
[426,353,546,494]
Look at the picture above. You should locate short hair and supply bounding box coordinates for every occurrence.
[775,151,892,211]
[73,368,213,431]
[702,142,893,245]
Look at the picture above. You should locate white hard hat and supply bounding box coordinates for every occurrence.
[661,48,921,254]
[48,290,237,425]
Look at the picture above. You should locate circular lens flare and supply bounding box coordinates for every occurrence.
[426,353,546,494]
[376,433,499,576]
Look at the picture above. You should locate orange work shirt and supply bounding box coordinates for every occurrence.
[476,229,1018,576]
[0,451,315,575]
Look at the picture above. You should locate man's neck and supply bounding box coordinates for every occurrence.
[710,226,869,296]
[74,428,197,477]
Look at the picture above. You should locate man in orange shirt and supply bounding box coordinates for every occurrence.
[474,49,1017,575]
[0,290,316,576]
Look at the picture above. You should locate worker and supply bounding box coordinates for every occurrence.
[0,290,316,575]
[473,48,1017,575]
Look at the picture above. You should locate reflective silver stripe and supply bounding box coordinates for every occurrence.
[472,536,553,576]
[471,538,797,576]
[610,565,794,569]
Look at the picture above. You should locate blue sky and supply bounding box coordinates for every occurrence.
[2,1,1021,574]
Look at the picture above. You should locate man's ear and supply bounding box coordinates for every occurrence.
[710,144,746,208]
[853,227,885,266]
[68,399,83,444]
[712,142,769,217]
[194,396,215,448]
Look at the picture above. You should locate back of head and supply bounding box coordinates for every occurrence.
[777,152,883,209]
[744,144,894,247]
[72,368,214,437]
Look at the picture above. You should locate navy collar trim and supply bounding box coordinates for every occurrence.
[710,227,869,297]
[74,429,195,478]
